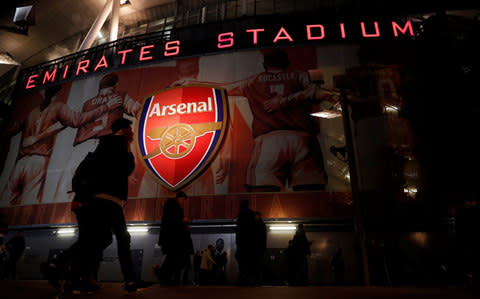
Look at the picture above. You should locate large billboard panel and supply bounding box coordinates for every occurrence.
[0,46,360,224]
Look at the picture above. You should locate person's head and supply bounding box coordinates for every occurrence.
[111,118,133,143]
[176,57,199,78]
[297,223,304,230]
[239,200,249,211]
[208,244,215,252]
[215,238,224,252]
[175,191,187,205]
[99,73,119,91]
[42,84,62,108]
[263,48,290,71]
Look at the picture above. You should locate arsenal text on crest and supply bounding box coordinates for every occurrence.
[148,97,213,118]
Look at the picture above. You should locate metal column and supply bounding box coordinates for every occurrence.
[78,0,113,51]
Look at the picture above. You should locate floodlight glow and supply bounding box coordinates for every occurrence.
[127,227,149,233]
[269,225,296,231]
[0,53,20,65]
[311,110,342,119]
[57,228,75,235]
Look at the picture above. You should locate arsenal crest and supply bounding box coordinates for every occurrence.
[137,85,228,191]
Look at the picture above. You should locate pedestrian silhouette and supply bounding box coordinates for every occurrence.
[235,200,256,285]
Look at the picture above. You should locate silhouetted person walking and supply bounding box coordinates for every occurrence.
[0,214,7,246]
[285,240,296,286]
[4,230,25,280]
[42,118,151,294]
[158,191,190,285]
[253,211,267,285]
[193,250,202,285]
[235,200,256,285]
[88,118,152,293]
[292,224,311,286]
[214,238,228,285]
[456,196,480,287]
[331,248,345,285]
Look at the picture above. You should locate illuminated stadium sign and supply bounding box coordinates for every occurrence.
[21,19,418,91]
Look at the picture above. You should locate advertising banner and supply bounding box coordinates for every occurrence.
[0,46,359,224]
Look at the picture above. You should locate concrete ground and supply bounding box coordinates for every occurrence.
[1,281,479,299]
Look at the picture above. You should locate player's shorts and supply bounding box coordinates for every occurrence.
[5,155,48,205]
[246,130,327,189]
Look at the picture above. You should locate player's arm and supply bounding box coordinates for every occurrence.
[123,93,141,117]
[57,98,122,128]
[263,72,338,112]
[21,122,64,147]
[222,75,256,96]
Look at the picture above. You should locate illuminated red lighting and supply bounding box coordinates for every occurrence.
[218,32,234,49]
[392,20,414,37]
[42,69,57,84]
[246,28,265,44]
[361,22,380,38]
[76,59,90,76]
[62,65,70,79]
[26,74,40,89]
[306,25,325,40]
[94,56,109,71]
[273,27,294,43]
[118,49,133,65]
[21,20,418,90]
[164,40,180,56]
[139,45,155,61]
[340,23,346,39]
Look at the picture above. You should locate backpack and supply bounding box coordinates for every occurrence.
[71,152,97,204]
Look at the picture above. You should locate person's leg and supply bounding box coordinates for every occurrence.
[107,201,136,283]
[72,201,111,292]
[182,254,192,285]
[169,252,184,285]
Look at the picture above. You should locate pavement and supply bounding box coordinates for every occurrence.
[0,281,479,299]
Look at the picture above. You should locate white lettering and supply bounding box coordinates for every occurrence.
[149,103,161,118]
[148,98,214,118]
[177,103,187,114]
[187,102,196,113]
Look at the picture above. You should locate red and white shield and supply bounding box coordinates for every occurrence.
[136,85,228,191]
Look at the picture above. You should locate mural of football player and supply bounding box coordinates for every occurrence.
[1,84,120,205]
[225,49,334,192]
[54,73,141,202]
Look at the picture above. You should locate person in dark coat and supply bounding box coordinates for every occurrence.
[87,117,152,293]
[235,200,256,285]
[285,240,296,286]
[193,250,202,285]
[181,223,195,285]
[158,191,189,285]
[0,214,7,246]
[253,211,267,285]
[291,223,311,286]
[213,238,228,285]
[4,230,26,279]
[41,118,151,294]
[455,196,480,287]
[331,247,345,285]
